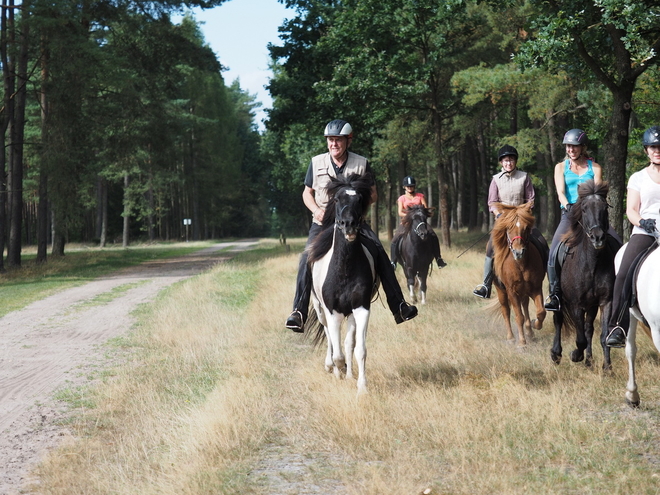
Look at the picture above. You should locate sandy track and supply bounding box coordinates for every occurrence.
[0,240,259,494]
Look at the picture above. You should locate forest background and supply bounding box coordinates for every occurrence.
[1,0,659,272]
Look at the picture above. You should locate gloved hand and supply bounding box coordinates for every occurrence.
[639,218,656,234]
[563,204,573,213]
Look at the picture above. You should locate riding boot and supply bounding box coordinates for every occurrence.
[473,256,494,299]
[544,263,561,312]
[360,226,418,324]
[430,231,447,268]
[285,251,311,333]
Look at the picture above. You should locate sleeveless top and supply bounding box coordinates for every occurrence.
[398,192,425,210]
[310,151,369,224]
[492,169,529,207]
[564,159,594,205]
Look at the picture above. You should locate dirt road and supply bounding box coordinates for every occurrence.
[0,241,259,494]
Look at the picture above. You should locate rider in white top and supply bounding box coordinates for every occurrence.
[606,126,660,347]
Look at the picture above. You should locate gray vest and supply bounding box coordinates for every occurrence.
[492,169,528,206]
[310,152,368,223]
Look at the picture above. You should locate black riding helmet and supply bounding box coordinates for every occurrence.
[498,145,518,161]
[563,128,588,146]
[642,126,660,147]
[324,119,353,138]
[402,176,416,187]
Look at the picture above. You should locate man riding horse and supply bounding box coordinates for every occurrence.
[473,145,549,299]
[285,119,418,332]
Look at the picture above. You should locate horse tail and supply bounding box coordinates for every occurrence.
[303,309,326,347]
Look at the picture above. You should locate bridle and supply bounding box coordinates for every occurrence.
[506,230,527,250]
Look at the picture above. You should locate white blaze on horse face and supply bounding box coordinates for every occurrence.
[516,221,520,228]
[345,189,356,196]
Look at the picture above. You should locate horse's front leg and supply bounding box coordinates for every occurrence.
[352,306,370,395]
[531,291,546,330]
[581,307,598,367]
[406,268,417,304]
[570,309,587,363]
[521,297,534,342]
[324,325,334,373]
[419,272,428,305]
[510,293,527,346]
[496,288,515,343]
[625,315,640,408]
[551,311,564,364]
[599,302,612,371]
[344,314,357,380]
[326,310,346,378]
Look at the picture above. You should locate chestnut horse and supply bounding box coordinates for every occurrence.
[491,202,546,345]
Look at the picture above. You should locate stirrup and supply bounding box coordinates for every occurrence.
[473,284,490,299]
[606,325,627,348]
[394,302,418,324]
[285,310,305,333]
[544,294,561,312]
[436,257,447,268]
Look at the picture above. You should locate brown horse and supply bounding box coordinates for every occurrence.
[491,202,546,345]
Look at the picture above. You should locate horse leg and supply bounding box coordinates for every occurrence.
[510,294,527,346]
[570,309,587,363]
[352,306,370,395]
[581,307,598,368]
[406,268,417,304]
[419,273,427,305]
[324,325,334,373]
[521,297,534,342]
[496,289,515,343]
[599,302,613,371]
[551,311,564,364]
[531,291,546,330]
[344,314,356,380]
[327,311,346,378]
[625,315,640,408]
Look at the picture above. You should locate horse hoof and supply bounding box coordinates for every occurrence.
[584,357,593,368]
[551,352,562,365]
[626,398,640,409]
[570,350,584,363]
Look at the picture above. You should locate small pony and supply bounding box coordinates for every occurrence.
[305,173,379,395]
[550,180,620,369]
[491,202,546,345]
[615,227,660,407]
[397,205,435,304]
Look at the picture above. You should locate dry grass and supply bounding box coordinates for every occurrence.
[34,236,660,494]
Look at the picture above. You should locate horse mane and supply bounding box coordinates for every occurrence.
[307,172,374,264]
[563,180,609,248]
[491,202,535,277]
[400,204,433,236]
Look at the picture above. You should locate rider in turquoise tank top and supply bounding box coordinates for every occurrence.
[564,159,595,205]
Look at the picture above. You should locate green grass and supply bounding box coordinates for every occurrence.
[0,241,214,318]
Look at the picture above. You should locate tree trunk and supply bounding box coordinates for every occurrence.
[122,172,130,248]
[601,85,634,239]
[6,0,28,267]
[99,176,108,247]
[37,35,49,264]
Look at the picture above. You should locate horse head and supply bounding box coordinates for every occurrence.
[324,173,373,242]
[493,202,535,261]
[403,205,432,240]
[569,180,610,250]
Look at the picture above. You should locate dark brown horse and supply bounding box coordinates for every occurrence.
[491,202,546,346]
[550,180,621,369]
[397,205,435,304]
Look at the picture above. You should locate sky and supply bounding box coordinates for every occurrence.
[177,0,297,132]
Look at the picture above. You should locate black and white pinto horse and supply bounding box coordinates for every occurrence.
[615,227,660,407]
[550,181,620,369]
[305,173,378,395]
[398,205,435,304]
